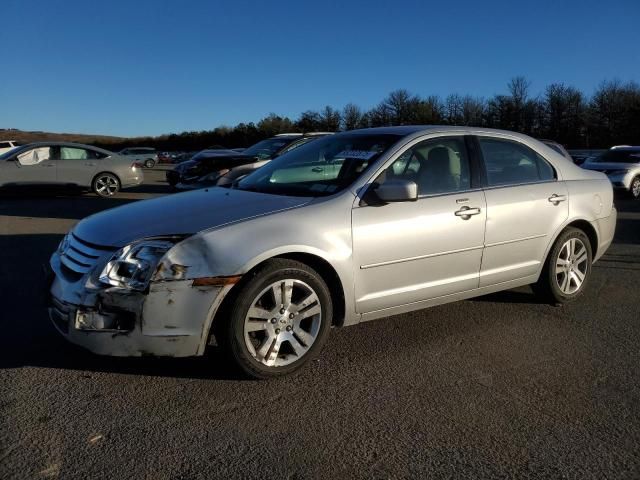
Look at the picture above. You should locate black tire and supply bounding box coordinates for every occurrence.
[629,176,640,200]
[217,259,332,379]
[533,227,593,305]
[92,172,120,197]
[144,159,156,169]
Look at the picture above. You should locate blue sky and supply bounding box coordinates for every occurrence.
[1,0,639,137]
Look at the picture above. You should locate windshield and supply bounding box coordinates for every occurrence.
[0,145,28,161]
[235,133,402,197]
[595,150,640,163]
[242,137,297,159]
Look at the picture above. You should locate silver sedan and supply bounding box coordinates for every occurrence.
[49,126,616,378]
[0,142,143,197]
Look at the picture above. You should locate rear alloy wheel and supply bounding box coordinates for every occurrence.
[144,159,156,168]
[93,173,120,197]
[219,259,332,379]
[630,176,640,199]
[533,227,592,304]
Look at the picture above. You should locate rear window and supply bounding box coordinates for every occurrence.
[479,137,556,187]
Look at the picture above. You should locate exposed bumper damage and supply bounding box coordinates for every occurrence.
[49,252,236,357]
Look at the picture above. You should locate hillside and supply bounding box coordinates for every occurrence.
[0,128,135,147]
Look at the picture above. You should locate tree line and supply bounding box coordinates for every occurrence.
[102,77,640,152]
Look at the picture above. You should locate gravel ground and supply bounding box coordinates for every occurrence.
[1,169,639,479]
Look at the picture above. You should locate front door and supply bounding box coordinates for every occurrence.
[352,135,487,314]
[2,146,57,185]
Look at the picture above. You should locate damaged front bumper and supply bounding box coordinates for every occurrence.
[48,252,228,357]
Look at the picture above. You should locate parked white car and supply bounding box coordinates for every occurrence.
[118,147,158,168]
[0,140,21,156]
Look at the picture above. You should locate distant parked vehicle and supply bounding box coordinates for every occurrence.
[0,142,143,197]
[119,147,158,168]
[581,146,640,199]
[0,140,22,155]
[169,133,332,189]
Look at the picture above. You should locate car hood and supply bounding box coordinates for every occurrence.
[582,162,639,171]
[73,188,311,247]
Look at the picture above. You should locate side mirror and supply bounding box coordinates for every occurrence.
[374,179,418,202]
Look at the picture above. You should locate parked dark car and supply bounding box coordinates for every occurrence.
[166,134,330,187]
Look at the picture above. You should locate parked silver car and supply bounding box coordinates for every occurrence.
[581,146,640,199]
[49,126,616,378]
[119,147,158,168]
[0,142,143,197]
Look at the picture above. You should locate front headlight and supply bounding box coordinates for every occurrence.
[99,239,176,291]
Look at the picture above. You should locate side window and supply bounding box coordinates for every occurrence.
[17,147,51,165]
[0,142,10,149]
[60,147,89,160]
[479,138,556,187]
[379,136,471,196]
[88,149,108,159]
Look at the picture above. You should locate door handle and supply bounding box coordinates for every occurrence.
[548,194,567,205]
[311,167,323,173]
[454,206,481,220]
[41,163,55,167]
[84,163,96,167]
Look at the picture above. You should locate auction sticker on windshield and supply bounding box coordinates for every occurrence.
[336,150,379,160]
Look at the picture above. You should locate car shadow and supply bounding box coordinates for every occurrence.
[472,287,549,305]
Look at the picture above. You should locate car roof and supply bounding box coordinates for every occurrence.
[344,125,542,138]
[610,145,640,150]
[11,141,114,154]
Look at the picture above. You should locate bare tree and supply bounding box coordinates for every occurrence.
[444,94,464,125]
[295,110,321,132]
[318,106,341,131]
[342,103,364,131]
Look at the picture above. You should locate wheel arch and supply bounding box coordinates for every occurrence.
[542,217,599,272]
[209,251,347,350]
[565,219,598,258]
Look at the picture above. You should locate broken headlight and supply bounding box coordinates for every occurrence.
[99,239,176,291]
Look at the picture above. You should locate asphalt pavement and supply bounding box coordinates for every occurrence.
[1,169,639,479]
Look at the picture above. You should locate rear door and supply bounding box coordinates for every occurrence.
[476,135,569,287]
[2,146,57,184]
[54,146,103,186]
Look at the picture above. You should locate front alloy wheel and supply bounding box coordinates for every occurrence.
[218,259,332,379]
[244,279,322,367]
